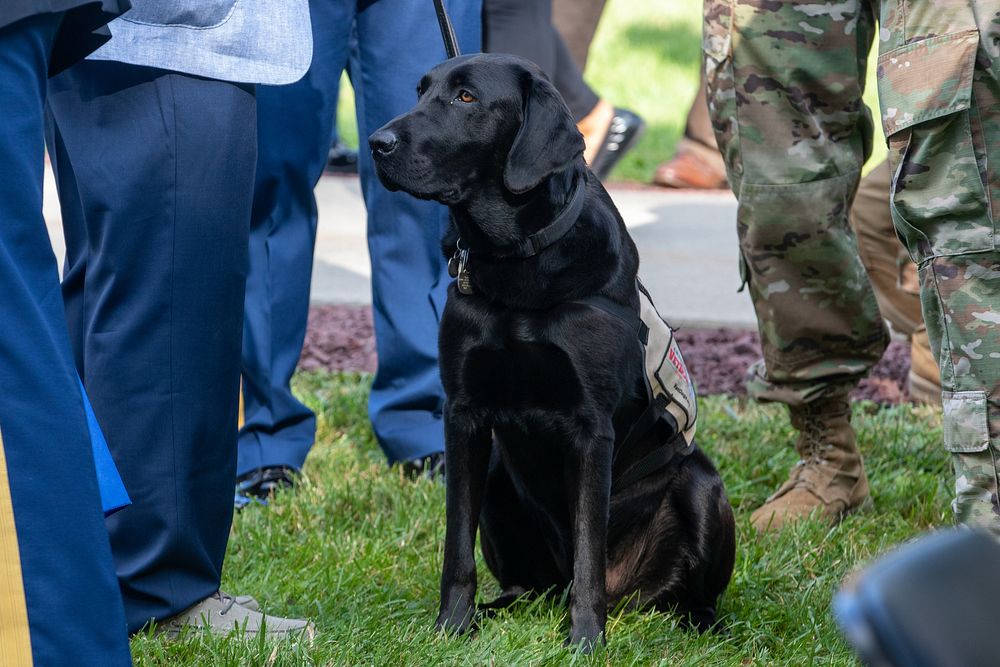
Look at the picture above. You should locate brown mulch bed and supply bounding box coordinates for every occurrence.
[299,304,378,374]
[301,304,913,405]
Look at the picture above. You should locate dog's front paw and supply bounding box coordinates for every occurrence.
[565,622,606,654]
[435,599,476,636]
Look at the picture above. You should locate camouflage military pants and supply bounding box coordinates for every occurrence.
[705,0,1000,533]
[704,0,888,406]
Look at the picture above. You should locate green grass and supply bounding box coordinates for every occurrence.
[336,0,886,183]
[131,371,950,666]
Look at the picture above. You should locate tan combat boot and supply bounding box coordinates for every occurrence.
[751,399,871,532]
[908,325,942,406]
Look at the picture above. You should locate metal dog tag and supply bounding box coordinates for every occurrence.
[449,244,474,294]
[456,248,474,295]
[457,266,474,295]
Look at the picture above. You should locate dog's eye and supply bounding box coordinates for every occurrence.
[455,90,477,104]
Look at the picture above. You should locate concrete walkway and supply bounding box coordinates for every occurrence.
[308,175,753,329]
[44,170,755,330]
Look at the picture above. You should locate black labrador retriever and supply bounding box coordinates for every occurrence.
[369,53,736,651]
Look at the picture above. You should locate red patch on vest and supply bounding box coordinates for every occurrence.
[668,345,689,384]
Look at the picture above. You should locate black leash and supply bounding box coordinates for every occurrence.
[432,0,461,58]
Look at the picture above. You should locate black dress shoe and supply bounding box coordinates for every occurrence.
[589,107,646,180]
[236,465,297,502]
[401,452,445,481]
[325,140,358,175]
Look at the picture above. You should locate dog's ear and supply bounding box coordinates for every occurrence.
[503,72,585,195]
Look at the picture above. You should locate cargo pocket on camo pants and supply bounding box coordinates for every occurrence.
[877,29,992,265]
[942,391,1000,532]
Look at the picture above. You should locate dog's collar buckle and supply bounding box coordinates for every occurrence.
[449,242,475,295]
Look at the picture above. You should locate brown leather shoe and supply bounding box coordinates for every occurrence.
[908,325,942,405]
[751,399,871,532]
[653,150,728,190]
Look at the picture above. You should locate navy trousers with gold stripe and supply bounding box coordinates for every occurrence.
[0,12,130,667]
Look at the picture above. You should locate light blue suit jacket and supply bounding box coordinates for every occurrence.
[88,0,312,85]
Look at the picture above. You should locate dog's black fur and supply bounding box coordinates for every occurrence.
[370,54,736,650]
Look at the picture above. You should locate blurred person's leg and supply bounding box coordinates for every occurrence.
[551,0,606,70]
[238,0,353,490]
[484,0,596,120]
[851,161,922,337]
[544,26,647,180]
[47,59,257,631]
[353,0,481,465]
[705,0,887,531]
[849,160,941,404]
[0,13,130,666]
[551,26,600,125]
[483,0,641,177]
[653,68,727,189]
[876,0,1000,536]
[908,326,941,405]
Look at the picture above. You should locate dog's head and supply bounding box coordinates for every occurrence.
[369,54,584,204]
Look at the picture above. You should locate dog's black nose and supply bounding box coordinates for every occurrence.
[369,129,399,156]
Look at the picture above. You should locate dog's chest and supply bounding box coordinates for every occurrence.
[446,311,583,412]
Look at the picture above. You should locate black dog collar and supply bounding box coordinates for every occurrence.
[449,176,586,295]
[495,175,586,259]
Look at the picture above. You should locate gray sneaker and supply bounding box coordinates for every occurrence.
[234,595,259,611]
[157,591,314,639]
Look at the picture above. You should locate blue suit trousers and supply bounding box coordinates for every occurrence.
[46,60,257,632]
[239,0,482,472]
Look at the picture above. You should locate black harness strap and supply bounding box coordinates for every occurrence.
[573,294,648,345]
[572,285,696,494]
[612,435,696,495]
[616,394,665,457]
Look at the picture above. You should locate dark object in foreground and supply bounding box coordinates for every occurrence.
[370,54,735,650]
[835,529,1000,667]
